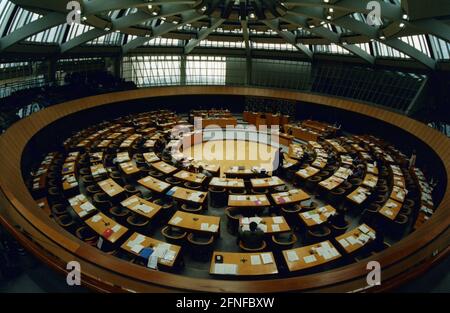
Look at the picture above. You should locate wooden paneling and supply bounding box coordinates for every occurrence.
[0,86,449,293]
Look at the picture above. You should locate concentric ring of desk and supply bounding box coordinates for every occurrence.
[0,86,449,293]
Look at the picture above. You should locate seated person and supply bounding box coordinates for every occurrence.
[238,221,264,249]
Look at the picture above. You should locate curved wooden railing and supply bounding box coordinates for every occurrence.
[0,86,448,292]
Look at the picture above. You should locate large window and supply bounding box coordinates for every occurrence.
[429,35,450,60]
[186,56,226,85]
[122,55,181,87]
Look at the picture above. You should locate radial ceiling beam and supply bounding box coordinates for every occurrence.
[61,4,193,53]
[288,7,436,69]
[282,13,375,64]
[262,20,313,59]
[122,10,204,54]
[0,12,66,52]
[241,19,251,57]
[82,0,196,15]
[184,18,226,54]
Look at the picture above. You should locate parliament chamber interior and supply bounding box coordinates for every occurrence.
[0,0,449,295]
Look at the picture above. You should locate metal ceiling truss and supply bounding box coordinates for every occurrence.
[2,0,449,69]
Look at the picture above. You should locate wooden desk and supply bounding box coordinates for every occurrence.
[299,205,336,227]
[319,176,344,191]
[390,186,406,203]
[98,178,125,198]
[97,140,112,149]
[239,216,290,234]
[68,194,97,219]
[271,189,310,205]
[296,166,320,179]
[166,186,207,204]
[152,161,178,175]
[90,152,103,164]
[228,194,270,207]
[174,170,206,184]
[250,176,284,189]
[61,162,75,175]
[366,163,379,175]
[119,161,140,176]
[378,199,402,220]
[335,224,376,254]
[116,152,131,163]
[90,163,108,179]
[121,233,181,268]
[168,211,220,235]
[120,195,161,220]
[143,152,160,163]
[334,167,353,180]
[209,177,245,189]
[85,212,128,244]
[362,173,378,189]
[393,175,406,188]
[288,144,304,160]
[138,176,171,193]
[283,240,341,272]
[62,174,79,192]
[143,139,156,149]
[347,186,371,205]
[225,166,259,178]
[210,251,278,276]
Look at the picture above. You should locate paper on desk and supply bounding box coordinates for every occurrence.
[131,244,144,254]
[303,255,317,263]
[271,224,280,232]
[338,238,349,248]
[260,253,273,264]
[287,250,299,262]
[91,215,101,223]
[214,263,237,275]
[80,201,95,212]
[171,216,183,225]
[251,255,262,265]
[272,216,284,224]
[112,225,122,233]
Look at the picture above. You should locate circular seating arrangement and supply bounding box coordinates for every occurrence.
[15,105,443,293]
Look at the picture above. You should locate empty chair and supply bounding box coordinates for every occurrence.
[307,225,332,243]
[149,170,164,178]
[228,188,246,195]
[79,168,90,176]
[329,188,346,206]
[393,214,409,237]
[208,186,227,208]
[180,203,203,213]
[93,192,112,211]
[126,214,150,231]
[225,207,242,235]
[271,232,297,250]
[86,184,101,197]
[305,176,321,193]
[329,213,350,236]
[349,178,362,187]
[161,226,187,245]
[81,175,95,187]
[75,226,98,246]
[165,176,181,186]
[300,200,318,211]
[250,188,269,195]
[48,187,63,205]
[124,184,142,197]
[239,239,267,252]
[273,185,289,193]
[55,214,77,232]
[281,205,302,227]
[153,198,175,223]
[183,181,201,190]
[187,233,215,262]
[51,203,67,216]
[109,206,129,223]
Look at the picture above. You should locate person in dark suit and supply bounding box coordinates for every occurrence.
[238,222,264,249]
